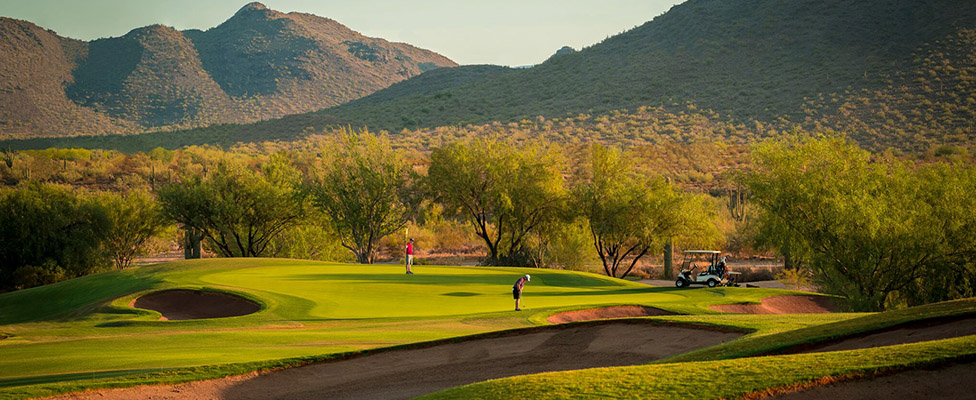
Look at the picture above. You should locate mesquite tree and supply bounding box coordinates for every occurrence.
[307,133,414,264]
[427,138,567,265]
[746,136,976,311]
[101,190,168,269]
[158,157,305,257]
[574,144,717,279]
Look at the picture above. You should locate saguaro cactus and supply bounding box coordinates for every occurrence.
[183,227,203,259]
[727,184,747,221]
[1,147,12,169]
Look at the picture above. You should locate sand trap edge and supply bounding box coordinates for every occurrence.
[709,295,838,314]
[546,305,677,324]
[130,289,262,320]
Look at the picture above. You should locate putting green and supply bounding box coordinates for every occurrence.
[0,258,833,398]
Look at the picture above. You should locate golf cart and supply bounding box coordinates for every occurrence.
[674,250,739,288]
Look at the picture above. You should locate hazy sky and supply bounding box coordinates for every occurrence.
[0,0,683,66]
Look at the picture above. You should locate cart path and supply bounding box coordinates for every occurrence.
[46,321,743,400]
[768,360,976,399]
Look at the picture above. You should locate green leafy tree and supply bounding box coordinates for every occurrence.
[100,190,169,270]
[746,136,976,311]
[0,183,110,289]
[307,133,414,264]
[158,156,305,257]
[427,138,567,265]
[573,144,718,278]
[898,162,976,305]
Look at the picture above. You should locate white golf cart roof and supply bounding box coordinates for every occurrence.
[682,250,721,254]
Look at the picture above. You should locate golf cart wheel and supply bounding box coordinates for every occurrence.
[675,279,686,288]
[707,279,718,288]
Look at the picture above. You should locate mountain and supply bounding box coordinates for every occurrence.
[549,46,576,58]
[311,0,976,133]
[0,2,456,138]
[3,0,975,152]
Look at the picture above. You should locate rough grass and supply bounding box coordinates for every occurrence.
[0,258,815,399]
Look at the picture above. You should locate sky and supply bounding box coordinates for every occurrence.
[0,0,684,66]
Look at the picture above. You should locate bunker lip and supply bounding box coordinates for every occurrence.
[763,359,976,399]
[752,314,976,397]
[546,305,677,324]
[131,289,261,320]
[41,320,744,400]
[710,295,838,314]
[781,314,976,355]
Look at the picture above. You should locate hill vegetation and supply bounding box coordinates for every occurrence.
[302,0,976,145]
[0,2,456,138]
[9,0,974,154]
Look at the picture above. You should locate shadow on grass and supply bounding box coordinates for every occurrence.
[0,368,168,388]
[441,292,481,297]
[284,273,535,286]
[0,273,165,325]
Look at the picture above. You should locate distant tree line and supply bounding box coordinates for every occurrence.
[3,132,975,313]
[0,130,719,290]
[0,184,166,290]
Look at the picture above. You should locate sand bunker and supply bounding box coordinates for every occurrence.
[761,315,976,398]
[769,361,976,399]
[710,295,837,314]
[796,315,976,354]
[131,289,260,320]
[45,321,743,400]
[546,305,676,324]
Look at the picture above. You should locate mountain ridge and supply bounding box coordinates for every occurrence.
[0,2,457,138]
[3,0,975,153]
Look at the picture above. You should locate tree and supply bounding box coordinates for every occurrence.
[307,133,414,264]
[158,156,305,257]
[0,183,110,290]
[427,138,567,265]
[573,144,717,279]
[893,162,976,306]
[745,135,976,311]
[101,190,168,270]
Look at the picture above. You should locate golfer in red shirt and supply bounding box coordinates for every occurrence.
[512,274,530,311]
[405,238,415,275]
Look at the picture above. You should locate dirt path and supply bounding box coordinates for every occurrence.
[46,321,742,400]
[769,360,976,399]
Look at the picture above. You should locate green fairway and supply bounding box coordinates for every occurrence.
[0,258,821,398]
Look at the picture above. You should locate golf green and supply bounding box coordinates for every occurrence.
[0,258,830,398]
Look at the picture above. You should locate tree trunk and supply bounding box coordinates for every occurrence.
[663,241,673,279]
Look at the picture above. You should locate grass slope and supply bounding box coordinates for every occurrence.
[0,258,816,399]
[421,298,976,399]
[421,335,976,400]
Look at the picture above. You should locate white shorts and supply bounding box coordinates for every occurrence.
[406,255,414,266]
